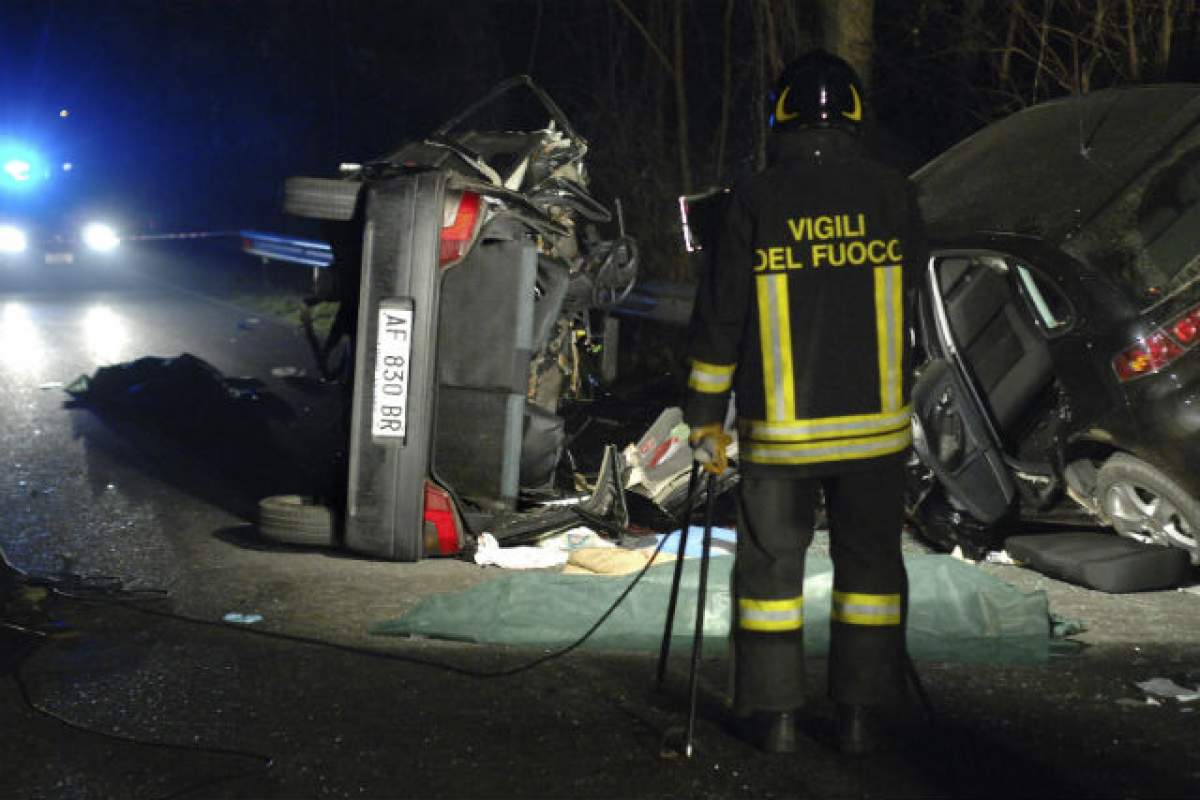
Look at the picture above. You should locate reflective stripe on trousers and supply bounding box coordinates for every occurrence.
[738,594,804,632]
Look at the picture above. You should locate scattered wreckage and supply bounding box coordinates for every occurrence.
[73,79,1196,585]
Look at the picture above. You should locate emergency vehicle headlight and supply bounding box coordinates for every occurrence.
[0,225,28,254]
[82,222,120,253]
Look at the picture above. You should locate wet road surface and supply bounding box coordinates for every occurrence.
[2,247,1199,799]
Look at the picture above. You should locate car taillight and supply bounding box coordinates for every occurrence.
[1112,302,1200,382]
[1169,306,1200,346]
[438,191,481,267]
[422,480,463,556]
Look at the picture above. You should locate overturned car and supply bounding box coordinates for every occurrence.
[272,76,640,560]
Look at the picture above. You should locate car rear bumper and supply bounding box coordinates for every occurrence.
[344,171,448,561]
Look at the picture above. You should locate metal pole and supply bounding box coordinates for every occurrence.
[655,461,701,689]
[684,472,717,758]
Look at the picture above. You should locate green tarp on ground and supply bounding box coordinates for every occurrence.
[372,554,1053,663]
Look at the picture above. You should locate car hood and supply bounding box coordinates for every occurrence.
[913,86,1200,246]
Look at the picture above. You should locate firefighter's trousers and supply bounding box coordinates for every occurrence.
[732,460,908,713]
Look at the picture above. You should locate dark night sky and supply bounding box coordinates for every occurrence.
[2,1,1198,247]
[0,1,561,233]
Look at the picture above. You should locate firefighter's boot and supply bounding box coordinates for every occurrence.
[836,704,880,757]
[743,711,797,754]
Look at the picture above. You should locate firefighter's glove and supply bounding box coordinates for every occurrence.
[689,423,731,476]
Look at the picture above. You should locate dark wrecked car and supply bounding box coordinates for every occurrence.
[906,85,1200,563]
[270,76,639,560]
[682,85,1200,566]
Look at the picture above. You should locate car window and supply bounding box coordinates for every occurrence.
[1064,132,1200,307]
[1014,263,1072,334]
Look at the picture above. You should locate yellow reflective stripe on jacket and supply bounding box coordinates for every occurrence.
[756,274,795,421]
[738,594,804,632]
[741,426,912,466]
[687,360,736,394]
[875,266,904,413]
[743,406,911,443]
[831,591,903,626]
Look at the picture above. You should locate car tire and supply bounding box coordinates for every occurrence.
[258,495,336,547]
[283,177,362,221]
[1096,453,1200,563]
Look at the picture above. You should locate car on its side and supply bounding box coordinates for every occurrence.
[270,76,638,560]
[906,85,1200,564]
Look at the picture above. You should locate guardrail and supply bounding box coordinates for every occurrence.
[610,279,694,326]
[238,230,333,268]
[236,231,692,324]
[125,229,335,270]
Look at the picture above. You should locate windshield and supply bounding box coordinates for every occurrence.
[914,87,1200,305]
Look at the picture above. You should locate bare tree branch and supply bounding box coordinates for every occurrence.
[1124,0,1141,80]
[715,0,735,183]
[673,0,692,193]
[610,0,673,74]
[1159,0,1178,75]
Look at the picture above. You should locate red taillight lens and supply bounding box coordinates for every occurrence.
[1169,307,1200,346]
[1115,303,1200,382]
[1113,332,1185,382]
[422,480,463,556]
[438,191,481,267]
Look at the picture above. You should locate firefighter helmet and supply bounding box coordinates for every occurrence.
[769,50,864,133]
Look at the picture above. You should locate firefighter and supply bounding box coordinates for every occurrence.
[684,50,927,755]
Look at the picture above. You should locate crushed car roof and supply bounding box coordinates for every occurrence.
[913,86,1200,246]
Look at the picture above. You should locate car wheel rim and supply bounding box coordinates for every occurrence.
[1102,481,1196,552]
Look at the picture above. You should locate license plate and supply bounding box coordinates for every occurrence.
[44,251,75,264]
[371,298,414,440]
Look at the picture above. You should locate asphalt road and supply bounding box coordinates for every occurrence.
[1,245,1199,799]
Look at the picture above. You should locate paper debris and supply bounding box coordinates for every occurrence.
[474,533,568,570]
[1135,677,1200,702]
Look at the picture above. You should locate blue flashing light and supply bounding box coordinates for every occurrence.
[0,139,48,192]
[4,159,31,182]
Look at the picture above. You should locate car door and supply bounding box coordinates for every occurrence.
[911,253,1018,524]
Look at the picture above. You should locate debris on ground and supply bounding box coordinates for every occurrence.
[621,406,736,509]
[1050,614,1087,638]
[474,533,568,570]
[1135,677,1200,703]
[1116,697,1161,708]
[64,353,295,436]
[562,547,676,576]
[374,553,1055,663]
[534,527,617,552]
[950,545,976,563]
[635,526,737,559]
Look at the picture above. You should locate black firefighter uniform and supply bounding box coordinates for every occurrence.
[684,130,927,712]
